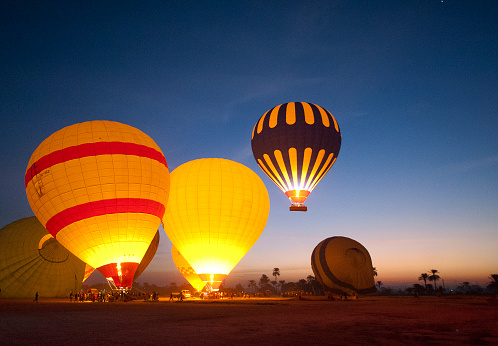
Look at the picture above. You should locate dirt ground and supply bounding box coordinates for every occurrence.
[0,295,497,345]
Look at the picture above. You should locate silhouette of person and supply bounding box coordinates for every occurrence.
[33,292,38,302]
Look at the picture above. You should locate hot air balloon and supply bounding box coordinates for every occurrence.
[251,102,341,211]
[171,245,206,292]
[311,236,376,296]
[25,120,170,288]
[0,217,88,298]
[162,158,270,291]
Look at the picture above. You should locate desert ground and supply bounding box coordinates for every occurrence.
[0,295,497,345]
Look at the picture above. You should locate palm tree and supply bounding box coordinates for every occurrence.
[373,267,378,277]
[272,268,280,285]
[428,269,440,292]
[487,274,498,294]
[377,281,382,290]
[418,273,429,290]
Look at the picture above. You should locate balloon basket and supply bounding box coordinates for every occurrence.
[290,204,307,212]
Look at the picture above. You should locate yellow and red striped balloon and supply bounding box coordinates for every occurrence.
[25,120,170,287]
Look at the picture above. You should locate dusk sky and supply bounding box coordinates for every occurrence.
[1,1,497,289]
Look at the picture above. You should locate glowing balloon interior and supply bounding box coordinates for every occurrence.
[311,236,377,296]
[171,245,206,292]
[25,120,170,288]
[251,102,341,211]
[163,158,270,290]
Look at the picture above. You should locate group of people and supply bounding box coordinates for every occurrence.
[69,291,108,302]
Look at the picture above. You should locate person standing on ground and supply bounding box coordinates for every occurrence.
[33,292,38,302]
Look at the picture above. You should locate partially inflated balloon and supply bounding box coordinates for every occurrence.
[163,158,269,290]
[171,245,206,292]
[311,236,376,295]
[251,102,341,211]
[0,217,88,298]
[25,120,170,287]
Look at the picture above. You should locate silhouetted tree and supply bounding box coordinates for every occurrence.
[272,268,280,287]
[487,274,498,294]
[373,267,378,277]
[418,273,428,291]
[377,281,382,290]
[461,281,471,294]
[428,269,440,292]
[413,284,425,295]
[259,274,271,292]
[297,279,307,291]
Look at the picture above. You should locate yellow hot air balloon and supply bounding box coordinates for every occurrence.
[251,102,341,211]
[25,120,170,288]
[163,158,270,290]
[171,245,206,292]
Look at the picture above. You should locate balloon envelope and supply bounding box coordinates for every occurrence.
[251,102,341,210]
[171,245,206,292]
[311,236,376,296]
[163,158,270,290]
[0,217,88,298]
[25,120,170,287]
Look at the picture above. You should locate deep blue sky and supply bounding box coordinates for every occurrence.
[1,0,497,288]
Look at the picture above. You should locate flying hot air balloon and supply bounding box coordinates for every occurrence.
[251,102,341,211]
[25,120,170,288]
[171,245,206,292]
[162,158,270,291]
[311,236,377,296]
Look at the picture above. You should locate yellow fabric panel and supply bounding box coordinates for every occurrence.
[302,102,314,125]
[286,102,296,125]
[308,153,335,192]
[0,217,87,298]
[268,104,281,128]
[163,158,269,277]
[256,108,270,135]
[288,147,298,191]
[304,149,325,191]
[274,149,292,190]
[263,154,288,192]
[56,213,157,268]
[300,147,313,190]
[316,105,330,127]
[257,158,285,191]
[310,156,337,192]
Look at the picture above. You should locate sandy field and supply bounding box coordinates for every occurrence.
[0,295,497,345]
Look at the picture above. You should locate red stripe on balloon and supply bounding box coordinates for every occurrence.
[25,142,168,187]
[44,198,165,237]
